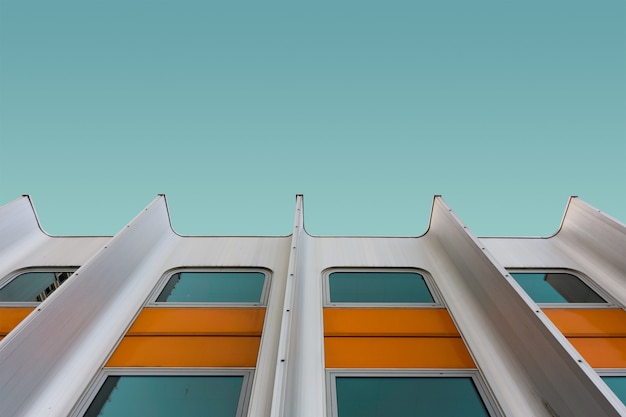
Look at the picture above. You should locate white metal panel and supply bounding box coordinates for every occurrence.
[0,196,178,417]
[426,196,625,417]
[1,194,624,417]
[0,196,44,253]
[270,195,327,417]
[479,237,575,268]
[0,196,49,277]
[553,197,626,306]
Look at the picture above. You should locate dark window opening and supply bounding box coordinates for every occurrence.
[509,272,606,304]
[0,271,76,302]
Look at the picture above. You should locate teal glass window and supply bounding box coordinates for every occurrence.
[0,270,75,302]
[509,272,606,304]
[83,375,246,417]
[334,376,491,417]
[328,271,434,304]
[156,271,267,303]
[602,376,626,405]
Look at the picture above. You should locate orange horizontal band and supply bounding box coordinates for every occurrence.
[545,309,626,337]
[107,336,260,367]
[324,308,459,337]
[127,307,265,336]
[325,337,475,368]
[568,338,626,368]
[0,307,35,335]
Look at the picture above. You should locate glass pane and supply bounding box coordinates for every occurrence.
[84,375,244,417]
[602,376,626,405]
[329,272,434,303]
[335,376,490,417]
[510,272,605,303]
[0,271,74,302]
[157,272,265,303]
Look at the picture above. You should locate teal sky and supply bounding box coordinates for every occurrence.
[1,0,624,237]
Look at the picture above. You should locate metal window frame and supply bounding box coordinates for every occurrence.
[326,369,501,417]
[0,267,79,307]
[506,268,616,309]
[598,370,626,376]
[146,267,272,307]
[70,367,255,417]
[322,267,442,308]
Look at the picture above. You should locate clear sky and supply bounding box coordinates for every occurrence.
[1,0,624,237]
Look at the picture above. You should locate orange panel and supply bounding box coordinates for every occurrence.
[569,338,626,368]
[128,308,265,335]
[325,337,475,368]
[107,336,260,367]
[324,308,459,336]
[545,309,626,337]
[0,307,35,335]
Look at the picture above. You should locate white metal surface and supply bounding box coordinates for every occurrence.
[0,194,625,417]
[426,196,625,417]
[270,195,327,417]
[0,196,178,416]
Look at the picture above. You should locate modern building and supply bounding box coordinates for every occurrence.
[0,194,625,417]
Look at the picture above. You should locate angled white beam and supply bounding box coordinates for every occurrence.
[270,195,325,417]
[425,196,624,417]
[553,197,626,305]
[0,196,178,417]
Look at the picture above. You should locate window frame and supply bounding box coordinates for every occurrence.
[506,268,615,309]
[147,268,272,307]
[322,268,442,308]
[71,367,254,417]
[326,369,501,417]
[0,267,79,306]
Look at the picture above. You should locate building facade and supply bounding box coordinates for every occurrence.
[0,194,625,417]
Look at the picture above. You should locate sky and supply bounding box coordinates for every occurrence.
[1,0,624,237]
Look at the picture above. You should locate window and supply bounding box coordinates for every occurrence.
[152,269,270,306]
[0,269,77,303]
[327,371,498,417]
[598,371,626,406]
[324,269,439,306]
[75,369,252,417]
[508,270,608,306]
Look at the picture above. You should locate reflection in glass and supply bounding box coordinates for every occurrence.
[329,272,434,303]
[0,271,75,302]
[602,376,626,405]
[157,272,265,303]
[84,375,244,417]
[510,272,605,304]
[335,376,490,417]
